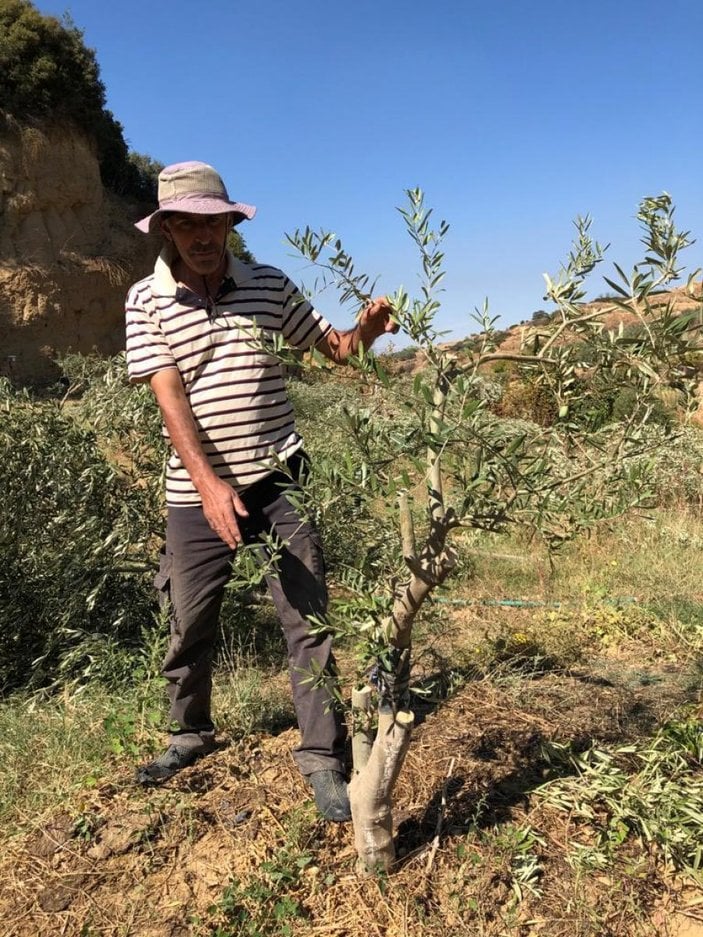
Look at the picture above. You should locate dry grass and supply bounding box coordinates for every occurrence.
[0,628,701,936]
[454,504,703,608]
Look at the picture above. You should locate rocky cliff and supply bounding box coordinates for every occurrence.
[0,119,156,383]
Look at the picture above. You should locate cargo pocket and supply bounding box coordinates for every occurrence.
[153,551,172,609]
[303,523,327,591]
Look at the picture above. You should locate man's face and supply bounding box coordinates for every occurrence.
[162,212,230,276]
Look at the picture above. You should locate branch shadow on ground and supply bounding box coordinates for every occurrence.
[395,659,702,864]
[395,727,566,864]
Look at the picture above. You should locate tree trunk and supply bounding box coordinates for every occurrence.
[348,708,414,873]
[348,369,454,873]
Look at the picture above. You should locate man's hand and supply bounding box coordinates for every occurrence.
[317,296,399,364]
[198,476,249,550]
[358,297,399,343]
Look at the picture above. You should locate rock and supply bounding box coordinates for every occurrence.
[37,874,87,912]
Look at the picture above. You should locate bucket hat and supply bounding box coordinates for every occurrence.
[135,161,256,233]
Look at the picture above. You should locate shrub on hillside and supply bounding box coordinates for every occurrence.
[391,345,419,361]
[566,376,677,431]
[0,0,157,199]
[633,425,703,506]
[0,1,103,127]
[494,375,559,426]
[0,376,159,690]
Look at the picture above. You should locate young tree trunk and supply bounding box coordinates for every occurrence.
[348,546,456,872]
[348,707,414,873]
[348,374,457,874]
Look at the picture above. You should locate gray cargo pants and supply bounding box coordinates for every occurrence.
[154,463,347,777]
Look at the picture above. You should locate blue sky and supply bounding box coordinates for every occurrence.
[37,0,703,344]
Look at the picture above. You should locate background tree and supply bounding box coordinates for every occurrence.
[0,0,155,199]
[227,228,256,263]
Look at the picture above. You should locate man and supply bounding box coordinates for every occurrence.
[125,161,395,822]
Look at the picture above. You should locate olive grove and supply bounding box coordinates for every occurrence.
[0,189,699,877]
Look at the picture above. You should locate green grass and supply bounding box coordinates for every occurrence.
[213,653,296,739]
[452,505,703,608]
[0,658,295,838]
[0,686,158,833]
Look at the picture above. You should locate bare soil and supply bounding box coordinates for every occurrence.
[1,632,701,937]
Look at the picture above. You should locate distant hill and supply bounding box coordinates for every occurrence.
[389,284,703,375]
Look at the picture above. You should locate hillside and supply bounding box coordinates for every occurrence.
[390,285,703,370]
[0,117,157,383]
[388,284,703,425]
[486,285,703,359]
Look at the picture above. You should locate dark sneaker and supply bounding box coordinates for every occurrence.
[136,745,206,786]
[308,770,351,822]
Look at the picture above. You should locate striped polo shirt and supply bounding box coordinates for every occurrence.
[125,249,332,506]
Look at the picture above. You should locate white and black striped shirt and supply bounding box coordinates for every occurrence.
[125,250,331,506]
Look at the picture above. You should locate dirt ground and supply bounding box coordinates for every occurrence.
[1,636,702,937]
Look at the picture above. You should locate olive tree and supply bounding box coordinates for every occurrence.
[287,191,701,872]
[0,355,165,690]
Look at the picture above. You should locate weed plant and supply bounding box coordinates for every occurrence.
[213,649,296,740]
[0,683,162,834]
[205,805,322,936]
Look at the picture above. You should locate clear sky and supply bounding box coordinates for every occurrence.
[36,0,703,344]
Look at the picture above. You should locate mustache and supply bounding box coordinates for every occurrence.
[190,239,226,254]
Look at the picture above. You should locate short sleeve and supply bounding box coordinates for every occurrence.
[280,276,332,351]
[125,283,177,383]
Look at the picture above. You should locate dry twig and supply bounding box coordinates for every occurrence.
[425,756,456,873]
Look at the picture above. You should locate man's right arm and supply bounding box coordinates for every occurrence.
[149,369,248,549]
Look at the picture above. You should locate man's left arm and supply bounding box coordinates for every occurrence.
[316,298,397,364]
